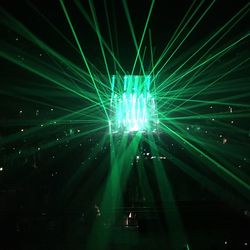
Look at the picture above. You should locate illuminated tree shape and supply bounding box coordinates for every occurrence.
[110,75,158,133]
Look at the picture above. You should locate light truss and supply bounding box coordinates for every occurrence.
[109,75,158,133]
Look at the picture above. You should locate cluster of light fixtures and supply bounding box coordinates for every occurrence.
[109,75,158,133]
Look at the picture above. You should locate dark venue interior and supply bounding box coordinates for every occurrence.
[0,0,249,249]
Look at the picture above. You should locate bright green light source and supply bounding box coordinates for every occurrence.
[110,75,158,133]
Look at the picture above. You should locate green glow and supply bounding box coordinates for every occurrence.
[110,75,158,132]
[0,1,249,249]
